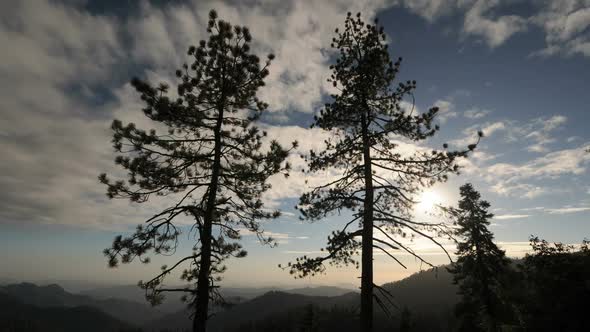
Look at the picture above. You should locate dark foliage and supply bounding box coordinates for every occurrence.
[518,237,590,331]
[445,184,512,331]
[280,12,479,331]
[230,305,360,332]
[99,9,293,331]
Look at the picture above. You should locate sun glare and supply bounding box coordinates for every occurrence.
[417,190,441,212]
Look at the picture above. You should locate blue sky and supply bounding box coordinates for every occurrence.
[0,0,589,289]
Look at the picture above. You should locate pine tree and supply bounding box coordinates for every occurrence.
[280,12,479,332]
[446,183,509,332]
[99,10,294,332]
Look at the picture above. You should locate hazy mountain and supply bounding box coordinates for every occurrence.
[36,279,113,293]
[80,284,187,314]
[382,266,458,315]
[80,284,281,313]
[284,286,357,297]
[0,282,164,326]
[0,292,131,332]
[145,267,457,331]
[0,277,17,285]
[1,268,457,331]
[208,291,359,331]
[146,291,359,332]
[80,284,356,314]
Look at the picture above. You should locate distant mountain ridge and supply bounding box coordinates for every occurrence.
[382,266,458,314]
[0,282,164,326]
[80,284,356,313]
[144,268,456,331]
[284,286,357,297]
[1,267,458,332]
[208,290,359,331]
[0,292,130,332]
[146,290,360,332]
[82,284,355,300]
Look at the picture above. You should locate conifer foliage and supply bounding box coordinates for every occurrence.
[446,184,509,332]
[99,10,293,332]
[281,12,479,332]
[519,237,590,331]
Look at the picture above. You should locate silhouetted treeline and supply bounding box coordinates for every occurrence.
[2,239,587,332]
[177,241,588,332]
[515,237,590,331]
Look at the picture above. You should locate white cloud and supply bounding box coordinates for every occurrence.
[0,0,134,229]
[462,0,527,48]
[482,121,507,136]
[260,125,336,206]
[434,99,458,123]
[493,214,531,220]
[464,108,490,119]
[545,206,590,214]
[520,206,545,211]
[238,228,309,244]
[481,142,590,198]
[503,115,567,153]
[448,112,586,200]
[543,115,568,131]
[531,1,590,58]
[471,150,499,162]
[397,0,458,22]
[449,121,505,147]
[487,144,590,180]
[490,182,547,199]
[0,0,588,231]
[0,0,397,229]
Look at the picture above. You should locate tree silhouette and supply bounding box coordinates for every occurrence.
[519,236,590,331]
[280,12,479,332]
[445,184,509,332]
[99,10,293,332]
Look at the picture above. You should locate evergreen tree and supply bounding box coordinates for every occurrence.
[280,12,479,332]
[99,10,294,332]
[446,184,509,332]
[520,237,590,331]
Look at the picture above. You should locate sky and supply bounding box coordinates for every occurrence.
[0,0,589,290]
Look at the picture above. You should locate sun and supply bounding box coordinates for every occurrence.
[417,190,441,212]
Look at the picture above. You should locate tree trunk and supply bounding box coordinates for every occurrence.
[193,100,225,332]
[193,220,212,332]
[360,112,374,332]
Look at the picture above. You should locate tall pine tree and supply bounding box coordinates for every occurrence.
[99,10,294,332]
[446,183,509,332]
[281,12,479,332]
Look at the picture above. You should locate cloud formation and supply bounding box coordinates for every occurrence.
[0,0,391,228]
[0,0,588,232]
[462,0,528,48]
[464,108,491,119]
[531,0,590,57]
[494,214,531,220]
